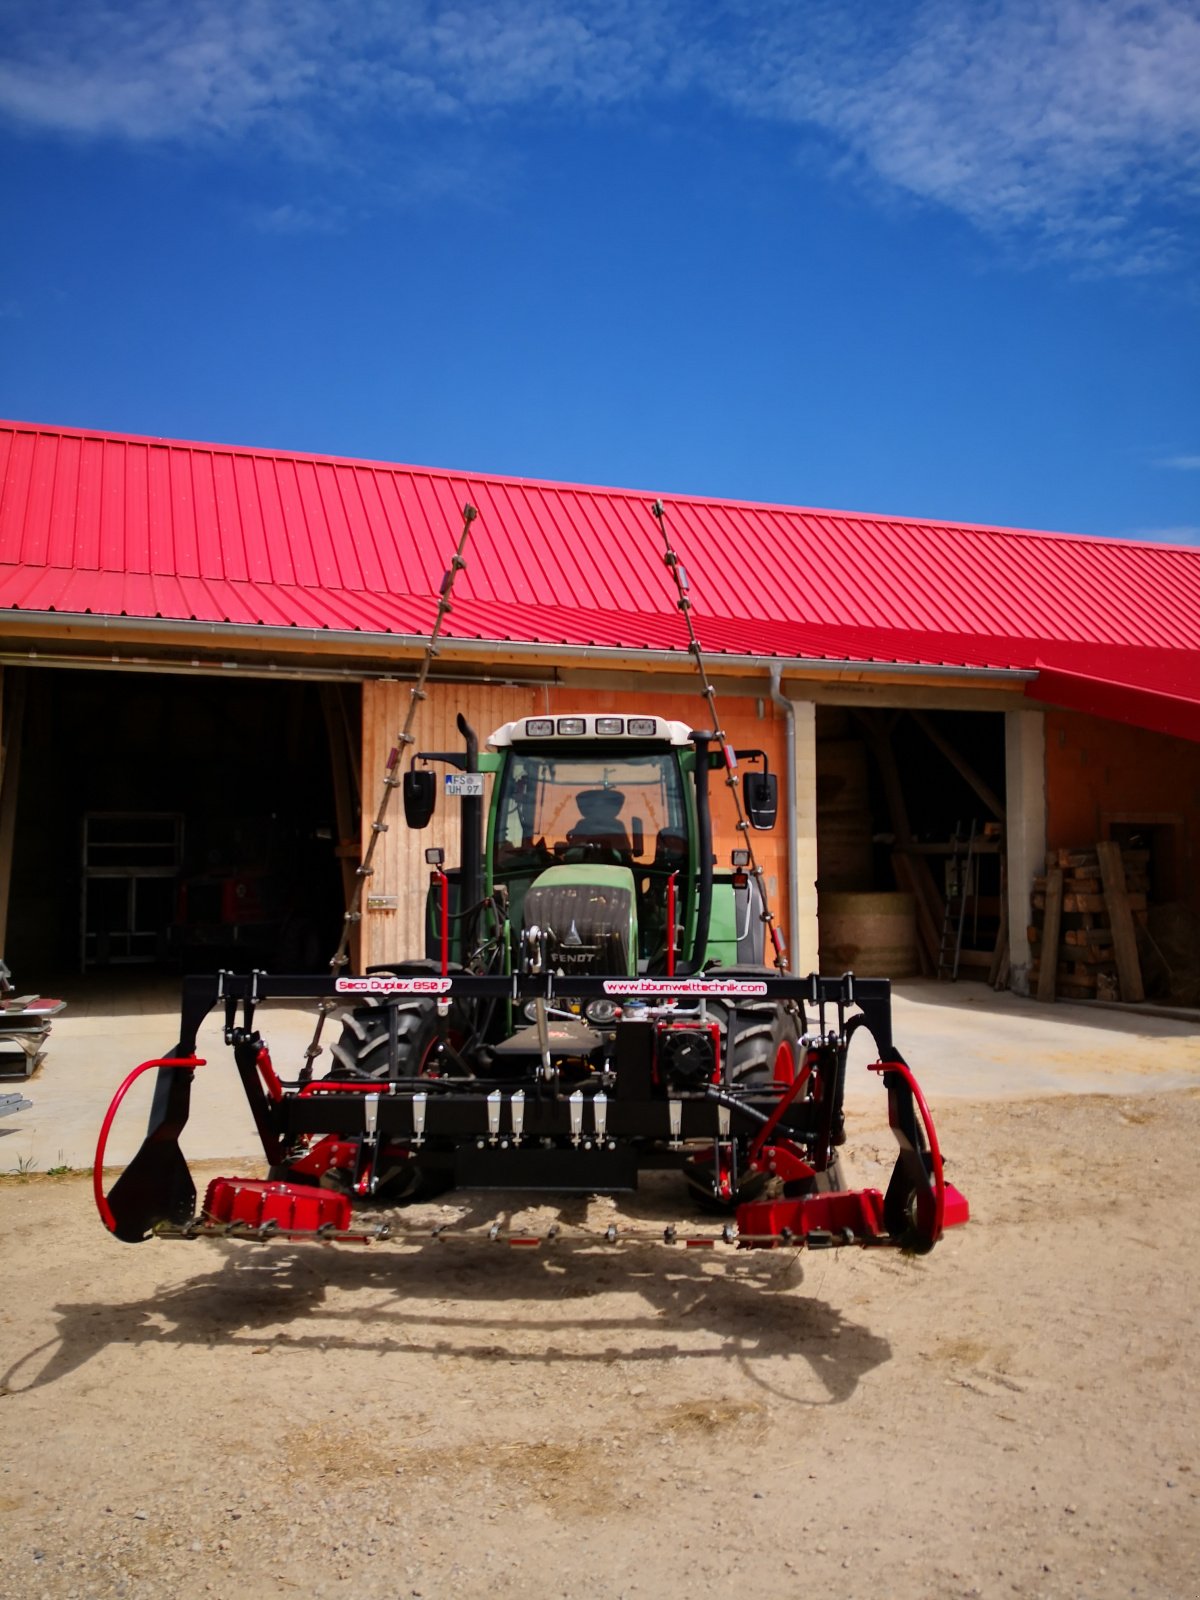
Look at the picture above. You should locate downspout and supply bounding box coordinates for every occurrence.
[768,666,799,974]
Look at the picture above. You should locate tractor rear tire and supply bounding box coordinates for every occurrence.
[702,967,803,1087]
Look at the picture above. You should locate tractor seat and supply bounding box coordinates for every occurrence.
[565,788,633,856]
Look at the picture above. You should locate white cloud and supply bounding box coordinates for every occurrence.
[0,1,667,139]
[252,200,343,234]
[1157,455,1200,471]
[693,0,1200,273]
[2,1,1198,274]
[1127,525,1200,544]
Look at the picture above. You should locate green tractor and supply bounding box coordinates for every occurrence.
[332,710,781,1087]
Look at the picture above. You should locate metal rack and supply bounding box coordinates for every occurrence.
[80,812,183,970]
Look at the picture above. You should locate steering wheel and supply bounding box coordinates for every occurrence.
[558,843,628,867]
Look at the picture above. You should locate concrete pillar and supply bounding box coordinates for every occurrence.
[789,698,820,972]
[1005,709,1046,994]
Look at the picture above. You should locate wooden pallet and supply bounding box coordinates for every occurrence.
[1028,843,1146,1003]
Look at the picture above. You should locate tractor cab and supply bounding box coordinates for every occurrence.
[486,715,694,974]
[405,712,777,976]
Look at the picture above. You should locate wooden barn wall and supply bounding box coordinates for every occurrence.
[360,679,788,968]
[1045,708,1200,912]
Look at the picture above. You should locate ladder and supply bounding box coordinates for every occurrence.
[937,820,977,981]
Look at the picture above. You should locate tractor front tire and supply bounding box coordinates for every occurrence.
[328,962,466,1080]
[330,1000,444,1079]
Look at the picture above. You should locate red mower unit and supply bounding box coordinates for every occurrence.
[95,503,968,1257]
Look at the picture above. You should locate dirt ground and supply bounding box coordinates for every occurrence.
[2,1087,1199,1600]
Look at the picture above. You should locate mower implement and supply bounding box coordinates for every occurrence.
[95,968,968,1253]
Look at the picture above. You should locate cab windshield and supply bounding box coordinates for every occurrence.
[493,749,688,875]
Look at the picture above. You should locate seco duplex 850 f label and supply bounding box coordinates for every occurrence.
[335,976,454,995]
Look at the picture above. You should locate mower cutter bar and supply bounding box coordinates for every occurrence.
[147,1171,966,1251]
[152,1217,906,1251]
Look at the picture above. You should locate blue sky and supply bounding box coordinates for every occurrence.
[2,0,1198,544]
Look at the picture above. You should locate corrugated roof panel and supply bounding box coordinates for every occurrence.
[210,452,247,584]
[409,471,462,594]
[579,490,656,611]
[1096,540,1194,646]
[20,431,55,570]
[368,468,418,592]
[69,437,98,570]
[274,457,321,589]
[123,442,150,574]
[319,463,361,590]
[146,445,176,576]
[247,455,289,586]
[337,467,386,594]
[309,463,354,591]
[164,444,196,579]
[188,451,221,578]
[292,459,332,589]
[458,477,523,606]
[0,430,11,520]
[101,439,128,573]
[525,483,599,606]
[2,430,35,565]
[525,481,587,599]
[47,432,80,564]
[229,454,267,585]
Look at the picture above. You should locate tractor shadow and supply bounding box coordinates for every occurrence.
[5,1183,898,1404]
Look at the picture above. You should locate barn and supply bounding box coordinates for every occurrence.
[2,419,1199,1002]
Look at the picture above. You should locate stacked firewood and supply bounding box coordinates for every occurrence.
[1028,843,1147,1002]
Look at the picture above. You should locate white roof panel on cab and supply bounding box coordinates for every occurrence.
[488,714,694,748]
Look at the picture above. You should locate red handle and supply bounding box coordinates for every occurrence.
[93,1056,204,1233]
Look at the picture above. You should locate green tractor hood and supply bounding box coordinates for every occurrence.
[522,863,638,978]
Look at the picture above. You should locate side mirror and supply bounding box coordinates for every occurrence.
[743,771,778,830]
[403,768,437,829]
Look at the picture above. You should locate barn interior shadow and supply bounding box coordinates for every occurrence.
[4,1215,894,1404]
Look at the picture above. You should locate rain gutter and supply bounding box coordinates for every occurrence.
[0,609,1038,682]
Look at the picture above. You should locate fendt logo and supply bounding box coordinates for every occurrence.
[601,979,768,998]
[335,977,454,995]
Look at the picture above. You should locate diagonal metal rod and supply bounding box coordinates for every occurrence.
[303,502,480,1076]
[650,499,787,971]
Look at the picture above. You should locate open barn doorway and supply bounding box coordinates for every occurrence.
[2,667,359,986]
[815,705,1008,981]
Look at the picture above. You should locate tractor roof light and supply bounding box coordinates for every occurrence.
[731,849,750,867]
[425,847,445,865]
[488,714,693,747]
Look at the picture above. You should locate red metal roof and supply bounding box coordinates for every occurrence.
[3,420,1200,740]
